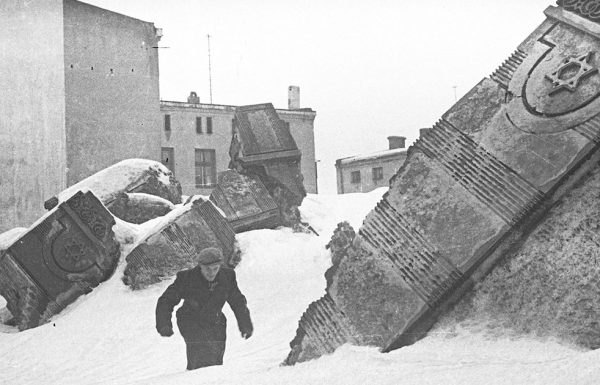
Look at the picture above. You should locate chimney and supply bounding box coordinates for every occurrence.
[187,91,200,104]
[288,85,300,109]
[419,128,430,137]
[387,136,406,150]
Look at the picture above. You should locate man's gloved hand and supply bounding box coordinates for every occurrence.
[241,327,253,340]
[158,325,174,337]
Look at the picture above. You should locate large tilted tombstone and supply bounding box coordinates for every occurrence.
[209,170,282,232]
[285,1,600,364]
[440,163,600,348]
[229,103,307,228]
[122,198,238,290]
[44,159,182,223]
[0,191,120,330]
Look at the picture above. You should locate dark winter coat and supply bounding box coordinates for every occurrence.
[155,266,252,342]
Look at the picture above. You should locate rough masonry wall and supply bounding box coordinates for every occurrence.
[63,0,161,186]
[0,0,67,232]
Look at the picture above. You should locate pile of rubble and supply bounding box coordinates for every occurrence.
[0,104,308,331]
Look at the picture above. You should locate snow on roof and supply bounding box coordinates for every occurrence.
[337,147,407,165]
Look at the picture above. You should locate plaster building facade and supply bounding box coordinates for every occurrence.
[335,136,408,194]
[160,90,317,196]
[1,0,161,232]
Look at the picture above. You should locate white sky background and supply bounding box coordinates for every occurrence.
[85,0,552,193]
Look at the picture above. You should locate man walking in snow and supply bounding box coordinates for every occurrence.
[155,247,253,370]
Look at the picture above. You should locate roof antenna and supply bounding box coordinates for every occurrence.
[207,34,213,104]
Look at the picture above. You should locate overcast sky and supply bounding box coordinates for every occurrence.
[85,0,553,193]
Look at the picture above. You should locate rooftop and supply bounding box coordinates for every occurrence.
[336,148,407,166]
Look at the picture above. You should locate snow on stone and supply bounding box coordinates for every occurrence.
[0,227,28,250]
[0,191,599,384]
[57,159,172,203]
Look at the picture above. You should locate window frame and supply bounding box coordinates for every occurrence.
[350,170,361,184]
[206,117,213,134]
[196,116,202,134]
[372,167,384,181]
[195,148,216,188]
[161,147,175,175]
[164,114,171,131]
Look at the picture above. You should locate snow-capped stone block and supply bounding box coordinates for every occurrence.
[209,170,281,232]
[44,159,182,220]
[0,191,120,330]
[229,104,306,227]
[286,2,600,364]
[109,192,175,224]
[123,199,237,290]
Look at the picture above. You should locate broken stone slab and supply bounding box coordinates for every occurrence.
[209,170,282,232]
[108,192,175,224]
[122,198,238,290]
[0,191,120,331]
[439,162,600,349]
[285,2,600,364]
[229,103,306,227]
[44,159,182,219]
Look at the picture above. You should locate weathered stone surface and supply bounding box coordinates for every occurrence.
[0,191,120,330]
[229,104,306,228]
[109,192,175,224]
[122,199,238,290]
[286,2,600,364]
[325,221,356,267]
[438,162,600,349]
[209,170,281,232]
[45,159,182,218]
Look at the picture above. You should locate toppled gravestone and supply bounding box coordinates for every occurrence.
[109,193,175,224]
[209,170,282,232]
[122,198,238,290]
[229,103,306,228]
[45,159,182,223]
[285,1,600,364]
[0,191,120,330]
[439,163,600,348]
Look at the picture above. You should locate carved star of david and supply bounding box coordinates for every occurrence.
[545,51,598,95]
[63,239,88,267]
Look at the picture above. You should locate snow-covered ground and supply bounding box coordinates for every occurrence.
[1,189,599,384]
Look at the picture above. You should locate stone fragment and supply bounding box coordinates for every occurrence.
[109,192,175,224]
[286,2,600,364]
[44,159,182,219]
[122,199,238,290]
[209,170,282,232]
[0,191,120,330]
[229,103,306,227]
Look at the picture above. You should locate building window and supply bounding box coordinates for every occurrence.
[372,167,383,181]
[195,149,216,187]
[350,171,361,184]
[164,114,171,131]
[161,147,174,175]
[207,117,213,134]
[196,117,202,134]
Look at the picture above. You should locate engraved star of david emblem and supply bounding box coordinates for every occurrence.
[63,239,88,268]
[545,51,598,95]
